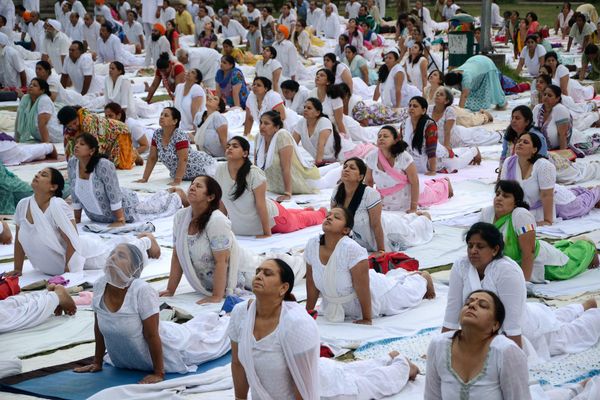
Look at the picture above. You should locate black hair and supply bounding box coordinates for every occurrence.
[253,76,272,91]
[111,61,125,75]
[31,78,51,97]
[100,22,112,33]
[36,60,53,76]
[0,15,6,24]
[280,79,299,92]
[104,102,127,122]
[127,9,138,19]
[192,68,203,84]
[249,20,258,27]
[57,105,79,125]
[408,41,424,66]
[72,40,85,52]
[494,180,530,210]
[261,110,284,129]
[221,54,236,67]
[526,12,538,21]
[465,222,504,260]
[270,258,296,302]
[347,18,359,38]
[48,167,65,198]
[156,52,171,69]
[544,51,559,64]
[466,289,506,332]
[585,43,600,55]
[444,71,462,87]
[380,125,408,156]
[76,133,108,173]
[262,6,272,13]
[408,96,433,154]
[525,34,538,43]
[537,74,552,86]
[378,51,400,83]
[563,2,571,10]
[264,45,277,58]
[504,105,533,145]
[545,83,562,102]
[223,38,233,47]
[518,131,546,164]
[333,157,367,209]
[306,97,341,159]
[164,106,181,128]
[227,136,252,200]
[316,68,335,89]
[193,175,222,233]
[338,33,349,44]
[345,44,357,54]
[323,53,340,80]
[319,207,355,245]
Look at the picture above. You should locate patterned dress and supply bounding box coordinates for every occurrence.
[215,67,249,109]
[151,128,216,180]
[457,55,506,112]
[0,161,32,215]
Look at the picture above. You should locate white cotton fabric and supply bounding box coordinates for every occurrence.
[273,40,298,79]
[308,88,343,123]
[285,86,310,114]
[364,149,415,211]
[82,21,101,53]
[215,163,278,236]
[304,235,426,320]
[35,95,63,143]
[93,277,231,373]
[520,45,547,77]
[40,31,70,74]
[255,129,313,171]
[62,54,101,94]
[532,103,571,149]
[294,116,338,162]
[0,46,25,88]
[404,58,427,91]
[255,59,283,90]
[96,34,123,63]
[195,111,229,157]
[247,90,285,124]
[0,291,59,333]
[123,20,144,45]
[174,83,206,131]
[228,300,321,400]
[105,76,137,117]
[15,196,87,275]
[73,174,105,215]
[381,63,422,108]
[424,332,531,400]
[552,64,594,102]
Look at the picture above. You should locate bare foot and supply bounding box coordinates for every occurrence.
[0,221,12,245]
[481,110,493,123]
[49,285,77,316]
[137,232,161,259]
[417,271,436,299]
[389,350,400,359]
[408,360,420,380]
[47,146,58,160]
[582,298,598,311]
[444,178,454,198]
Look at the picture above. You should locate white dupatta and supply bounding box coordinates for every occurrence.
[105,75,137,117]
[239,300,320,400]
[322,236,358,323]
[29,197,86,272]
[255,129,313,170]
[174,208,239,296]
[194,111,219,151]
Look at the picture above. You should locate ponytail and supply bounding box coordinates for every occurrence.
[228,136,253,200]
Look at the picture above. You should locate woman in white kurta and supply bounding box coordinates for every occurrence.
[160,175,255,303]
[443,222,600,362]
[244,76,287,136]
[305,207,434,324]
[323,53,354,91]
[228,258,320,400]
[546,51,594,102]
[74,243,230,383]
[309,68,349,137]
[104,61,137,117]
[254,46,283,92]
[500,132,600,224]
[365,125,452,211]
[194,93,230,157]
[532,85,572,150]
[215,136,325,237]
[173,68,206,131]
[480,180,597,282]
[332,157,433,252]
[404,42,428,92]
[426,290,531,400]
[374,50,421,109]
[516,35,546,77]
[15,78,62,143]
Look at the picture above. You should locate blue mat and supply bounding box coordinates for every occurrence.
[1,352,231,400]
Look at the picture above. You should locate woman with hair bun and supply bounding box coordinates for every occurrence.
[145,52,186,103]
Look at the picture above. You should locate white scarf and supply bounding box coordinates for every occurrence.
[239,300,320,400]
[174,208,239,296]
[194,111,219,151]
[381,63,403,107]
[29,197,86,272]
[255,129,312,170]
[322,236,358,323]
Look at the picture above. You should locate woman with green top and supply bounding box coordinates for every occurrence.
[479,180,598,283]
[15,78,62,143]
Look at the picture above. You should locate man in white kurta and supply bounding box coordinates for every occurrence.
[27,13,45,51]
[82,13,101,52]
[159,0,176,26]
[273,28,298,81]
[23,0,39,12]
[345,0,360,19]
[66,12,85,41]
[123,10,144,50]
[95,24,123,63]
[0,0,15,34]
[117,0,131,21]
[145,24,172,66]
[142,0,164,35]
[306,1,323,28]
[62,41,100,95]
[317,5,340,39]
[176,47,219,89]
[41,20,71,75]
[220,15,246,41]
[0,33,27,89]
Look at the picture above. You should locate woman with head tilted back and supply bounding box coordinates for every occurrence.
[74,243,230,384]
[304,207,435,325]
[480,180,598,282]
[228,258,320,399]
[331,157,433,253]
[426,289,531,399]
[215,136,325,238]
[365,125,452,212]
[194,93,230,157]
[500,131,600,225]
[374,49,421,109]
[443,222,600,363]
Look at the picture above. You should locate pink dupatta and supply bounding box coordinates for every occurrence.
[376,150,408,196]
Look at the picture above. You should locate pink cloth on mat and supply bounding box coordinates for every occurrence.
[419,179,450,207]
[74,291,93,306]
[271,202,327,234]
